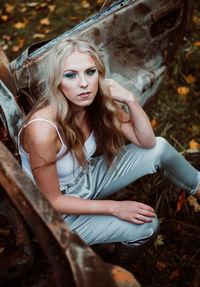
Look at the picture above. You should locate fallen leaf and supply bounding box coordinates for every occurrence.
[40,18,50,25]
[150,118,160,131]
[154,234,164,247]
[169,78,175,85]
[40,3,48,8]
[177,192,185,212]
[189,139,200,149]
[187,195,200,212]
[81,0,90,8]
[182,254,188,260]
[194,41,200,47]
[188,125,200,136]
[184,74,196,84]
[14,18,28,29]
[0,247,5,255]
[186,48,194,57]
[97,0,106,3]
[156,261,167,271]
[2,44,8,51]
[27,2,38,7]
[193,15,200,25]
[5,4,14,13]
[18,38,25,47]
[70,16,79,20]
[12,45,20,52]
[177,86,189,99]
[14,22,26,29]
[33,33,45,39]
[1,15,8,21]
[18,7,27,13]
[43,28,51,34]
[48,5,56,12]
[3,35,11,41]
[169,269,180,280]
[12,45,19,52]
[12,38,25,52]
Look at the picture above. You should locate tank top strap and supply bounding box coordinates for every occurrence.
[18,118,64,146]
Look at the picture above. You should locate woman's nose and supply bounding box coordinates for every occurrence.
[80,75,88,88]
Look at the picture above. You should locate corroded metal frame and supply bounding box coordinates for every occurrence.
[0,0,194,285]
[0,140,140,287]
[10,0,194,107]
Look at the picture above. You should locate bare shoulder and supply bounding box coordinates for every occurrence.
[23,106,59,155]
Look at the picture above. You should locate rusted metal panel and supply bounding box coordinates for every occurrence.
[0,141,141,286]
[0,1,194,285]
[0,80,24,146]
[0,142,75,287]
[0,47,17,97]
[0,197,35,285]
[10,0,193,106]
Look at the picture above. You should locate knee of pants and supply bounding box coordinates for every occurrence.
[124,217,160,247]
[152,136,171,163]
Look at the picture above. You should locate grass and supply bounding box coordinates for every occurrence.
[0,0,200,286]
[113,2,200,285]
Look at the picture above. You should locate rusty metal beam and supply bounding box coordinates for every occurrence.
[0,141,140,287]
[0,48,17,97]
[0,80,24,146]
[10,0,193,106]
[0,141,75,287]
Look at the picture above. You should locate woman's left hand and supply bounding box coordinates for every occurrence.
[105,78,135,104]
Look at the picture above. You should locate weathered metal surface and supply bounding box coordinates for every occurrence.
[0,1,194,285]
[0,48,17,97]
[0,142,75,287]
[10,0,193,107]
[0,197,35,285]
[0,80,24,146]
[0,140,141,287]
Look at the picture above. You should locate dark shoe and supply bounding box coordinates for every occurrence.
[109,229,159,268]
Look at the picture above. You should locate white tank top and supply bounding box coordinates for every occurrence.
[18,119,96,186]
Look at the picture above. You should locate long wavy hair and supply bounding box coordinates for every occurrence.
[24,37,125,167]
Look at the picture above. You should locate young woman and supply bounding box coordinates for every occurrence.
[18,38,200,266]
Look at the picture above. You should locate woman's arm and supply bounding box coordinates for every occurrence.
[106,79,156,148]
[25,121,156,224]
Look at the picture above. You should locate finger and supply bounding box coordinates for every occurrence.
[137,215,153,222]
[132,219,145,225]
[139,209,157,218]
[137,202,156,213]
[105,79,111,84]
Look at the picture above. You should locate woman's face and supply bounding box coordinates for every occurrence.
[60,50,99,108]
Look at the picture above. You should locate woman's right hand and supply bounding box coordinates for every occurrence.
[112,200,157,224]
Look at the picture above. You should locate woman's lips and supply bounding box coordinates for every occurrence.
[78,92,91,98]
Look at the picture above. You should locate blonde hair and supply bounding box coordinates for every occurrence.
[25,37,125,167]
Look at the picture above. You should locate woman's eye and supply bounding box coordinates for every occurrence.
[64,73,76,79]
[86,69,96,76]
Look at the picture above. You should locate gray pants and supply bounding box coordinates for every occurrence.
[61,137,200,246]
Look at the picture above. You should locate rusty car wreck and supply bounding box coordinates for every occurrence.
[0,0,194,286]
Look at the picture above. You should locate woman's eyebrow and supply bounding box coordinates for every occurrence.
[63,66,97,73]
[63,69,77,73]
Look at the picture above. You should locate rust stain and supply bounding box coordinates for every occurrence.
[112,266,140,286]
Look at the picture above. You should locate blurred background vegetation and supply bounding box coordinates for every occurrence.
[0,0,200,286]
